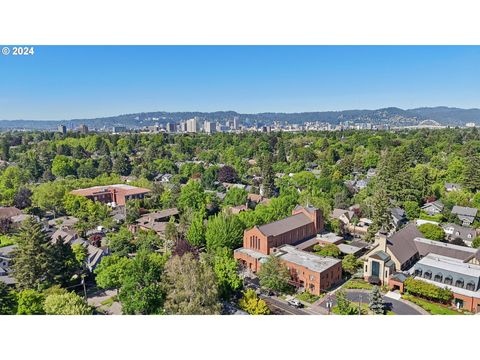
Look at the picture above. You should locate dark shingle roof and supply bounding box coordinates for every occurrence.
[257,213,312,237]
[413,237,476,261]
[387,223,423,265]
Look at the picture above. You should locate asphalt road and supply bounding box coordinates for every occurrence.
[319,290,422,315]
[260,295,309,315]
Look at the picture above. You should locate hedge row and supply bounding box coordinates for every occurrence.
[404,277,453,304]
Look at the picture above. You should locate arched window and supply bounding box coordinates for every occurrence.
[414,269,422,277]
[434,273,443,283]
[444,276,453,285]
[455,278,464,288]
[466,281,476,291]
[424,271,432,280]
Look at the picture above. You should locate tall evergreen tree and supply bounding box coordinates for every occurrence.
[12,217,55,291]
[368,285,385,315]
[0,282,17,314]
[366,187,392,241]
[50,236,79,286]
[462,153,480,192]
[261,154,275,198]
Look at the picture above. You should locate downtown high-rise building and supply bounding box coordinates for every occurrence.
[204,121,216,134]
[186,117,199,133]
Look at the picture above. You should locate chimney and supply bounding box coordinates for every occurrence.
[375,230,388,252]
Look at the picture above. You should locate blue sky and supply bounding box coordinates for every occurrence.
[1,46,480,120]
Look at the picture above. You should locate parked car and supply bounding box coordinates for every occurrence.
[287,298,303,308]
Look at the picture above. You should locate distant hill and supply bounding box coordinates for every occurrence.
[408,107,480,125]
[1,106,478,130]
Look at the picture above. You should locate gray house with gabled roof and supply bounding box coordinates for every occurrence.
[451,206,478,226]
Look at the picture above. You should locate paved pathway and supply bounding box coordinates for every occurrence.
[316,289,427,315]
[87,289,122,315]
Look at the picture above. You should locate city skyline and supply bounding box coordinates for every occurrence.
[1,46,480,120]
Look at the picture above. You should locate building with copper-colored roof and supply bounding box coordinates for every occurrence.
[70,184,151,206]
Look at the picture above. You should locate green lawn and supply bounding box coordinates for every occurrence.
[0,235,15,248]
[100,295,118,307]
[403,294,465,315]
[343,279,374,290]
[297,291,322,303]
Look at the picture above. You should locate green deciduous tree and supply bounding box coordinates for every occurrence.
[418,223,445,241]
[44,292,92,315]
[314,244,341,258]
[178,180,207,212]
[51,155,77,178]
[164,253,221,315]
[94,255,131,290]
[238,288,270,315]
[223,187,248,207]
[186,210,206,247]
[212,247,242,299]
[258,255,290,293]
[335,290,354,315]
[16,289,45,315]
[403,200,420,220]
[205,212,244,252]
[119,250,167,315]
[106,227,135,257]
[342,254,361,275]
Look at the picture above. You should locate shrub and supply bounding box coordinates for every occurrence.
[404,277,453,304]
[418,223,445,241]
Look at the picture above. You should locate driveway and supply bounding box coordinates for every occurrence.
[87,289,122,315]
[317,289,425,315]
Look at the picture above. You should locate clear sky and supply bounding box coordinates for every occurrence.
[1,46,480,120]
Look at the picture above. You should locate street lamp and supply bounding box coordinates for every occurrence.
[326,296,333,315]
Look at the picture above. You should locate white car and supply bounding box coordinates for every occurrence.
[287,298,303,308]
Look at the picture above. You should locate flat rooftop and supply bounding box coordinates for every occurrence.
[274,245,341,273]
[317,232,343,243]
[71,184,151,196]
[338,243,362,255]
[234,247,268,262]
[416,253,480,278]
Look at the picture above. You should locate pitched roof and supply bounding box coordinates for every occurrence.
[257,213,312,237]
[413,237,476,261]
[387,223,423,265]
[331,208,354,220]
[390,207,406,221]
[421,200,444,211]
[0,207,22,219]
[441,223,477,242]
[451,206,478,217]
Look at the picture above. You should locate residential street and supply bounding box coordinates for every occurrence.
[260,295,309,315]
